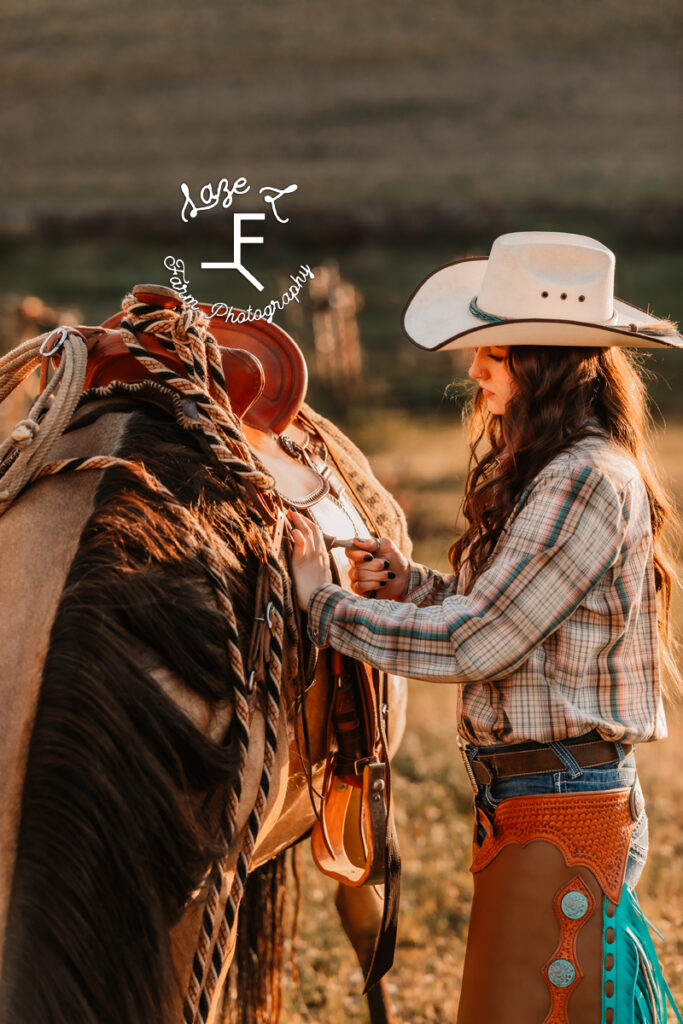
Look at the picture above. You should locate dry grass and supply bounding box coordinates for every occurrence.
[0,377,680,1018]
[279,413,683,1022]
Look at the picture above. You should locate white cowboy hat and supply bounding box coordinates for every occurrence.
[402,231,682,351]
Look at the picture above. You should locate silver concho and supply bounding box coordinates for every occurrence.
[548,958,576,988]
[561,890,589,920]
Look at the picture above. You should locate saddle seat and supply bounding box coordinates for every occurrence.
[98,287,307,435]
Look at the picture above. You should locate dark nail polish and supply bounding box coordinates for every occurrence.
[363,554,373,562]
[379,581,386,586]
[388,571,396,579]
[383,560,390,569]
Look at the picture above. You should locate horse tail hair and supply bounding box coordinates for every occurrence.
[221,851,292,1024]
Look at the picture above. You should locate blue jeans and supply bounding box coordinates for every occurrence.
[465,737,649,889]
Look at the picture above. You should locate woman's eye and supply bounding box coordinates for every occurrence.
[489,354,504,362]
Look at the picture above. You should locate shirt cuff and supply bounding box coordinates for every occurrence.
[307,582,348,648]
[402,563,436,604]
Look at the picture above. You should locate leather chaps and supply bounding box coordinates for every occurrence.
[457,790,639,1024]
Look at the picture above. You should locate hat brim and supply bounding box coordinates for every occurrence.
[401,257,683,351]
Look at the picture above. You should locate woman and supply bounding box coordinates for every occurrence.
[288,232,682,1023]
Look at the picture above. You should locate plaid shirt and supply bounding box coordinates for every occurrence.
[308,435,667,745]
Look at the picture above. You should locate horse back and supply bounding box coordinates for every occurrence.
[0,399,265,1024]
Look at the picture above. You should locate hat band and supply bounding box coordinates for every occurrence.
[469,296,620,327]
[469,297,506,323]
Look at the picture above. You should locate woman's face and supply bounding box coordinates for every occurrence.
[468,345,515,415]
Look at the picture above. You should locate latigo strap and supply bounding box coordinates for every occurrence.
[310,656,401,993]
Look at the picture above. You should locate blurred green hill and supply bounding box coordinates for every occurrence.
[1,0,681,236]
[1,1,681,416]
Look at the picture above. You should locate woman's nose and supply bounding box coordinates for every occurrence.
[468,351,485,380]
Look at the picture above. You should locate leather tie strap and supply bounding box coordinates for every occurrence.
[471,738,632,785]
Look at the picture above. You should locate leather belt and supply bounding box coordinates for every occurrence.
[470,738,632,786]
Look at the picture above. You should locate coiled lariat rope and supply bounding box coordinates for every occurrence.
[0,328,90,514]
[0,295,289,1024]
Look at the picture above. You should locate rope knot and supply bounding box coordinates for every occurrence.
[171,306,209,346]
[10,418,40,447]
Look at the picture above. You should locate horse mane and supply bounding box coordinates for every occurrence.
[1,401,269,1024]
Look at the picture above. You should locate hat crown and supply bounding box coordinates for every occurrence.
[477,232,616,323]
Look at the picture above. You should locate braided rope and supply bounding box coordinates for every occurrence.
[468,296,506,324]
[0,294,290,1024]
[187,549,286,1021]
[118,295,275,501]
[113,295,288,1024]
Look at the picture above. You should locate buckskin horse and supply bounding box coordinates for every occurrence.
[0,286,409,1024]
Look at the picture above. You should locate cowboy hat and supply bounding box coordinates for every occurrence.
[401,231,682,351]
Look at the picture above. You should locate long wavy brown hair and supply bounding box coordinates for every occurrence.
[449,343,681,692]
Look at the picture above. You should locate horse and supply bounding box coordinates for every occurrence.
[0,286,409,1024]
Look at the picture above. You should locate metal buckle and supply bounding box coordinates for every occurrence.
[40,326,68,358]
[254,601,274,629]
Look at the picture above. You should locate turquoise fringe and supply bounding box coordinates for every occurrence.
[603,886,682,1023]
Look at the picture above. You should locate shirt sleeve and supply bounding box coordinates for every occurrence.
[307,464,630,683]
[402,563,458,606]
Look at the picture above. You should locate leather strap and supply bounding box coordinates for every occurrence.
[471,739,632,785]
[362,666,401,994]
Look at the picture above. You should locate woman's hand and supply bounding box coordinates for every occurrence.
[288,508,333,610]
[346,536,410,599]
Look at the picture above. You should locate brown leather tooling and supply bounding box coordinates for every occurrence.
[470,789,633,903]
[457,789,636,1024]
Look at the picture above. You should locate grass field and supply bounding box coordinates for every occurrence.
[0,0,680,220]
[278,413,683,1023]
